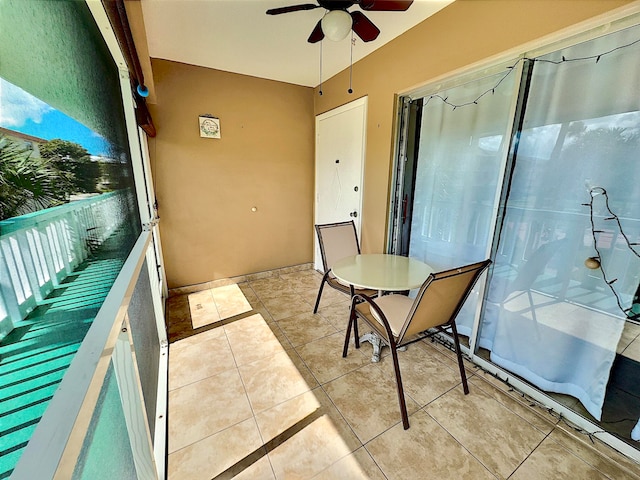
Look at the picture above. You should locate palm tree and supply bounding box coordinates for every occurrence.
[0,135,72,221]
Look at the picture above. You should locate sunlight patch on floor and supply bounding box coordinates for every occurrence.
[187,284,252,329]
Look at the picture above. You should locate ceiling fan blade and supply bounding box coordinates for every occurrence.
[266,4,320,15]
[358,0,413,11]
[351,11,380,42]
[318,0,357,8]
[307,19,325,43]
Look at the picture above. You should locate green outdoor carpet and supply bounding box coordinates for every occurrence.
[0,242,126,478]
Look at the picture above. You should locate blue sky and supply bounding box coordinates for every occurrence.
[0,77,110,156]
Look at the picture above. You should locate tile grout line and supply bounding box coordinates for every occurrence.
[257,273,374,478]
[421,406,501,479]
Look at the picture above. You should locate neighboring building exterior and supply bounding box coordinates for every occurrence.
[0,126,47,157]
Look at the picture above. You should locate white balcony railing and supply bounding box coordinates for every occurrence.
[0,190,133,340]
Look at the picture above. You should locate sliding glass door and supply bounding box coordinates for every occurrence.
[486,22,640,442]
[393,16,640,453]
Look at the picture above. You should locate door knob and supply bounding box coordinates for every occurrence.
[350,211,358,218]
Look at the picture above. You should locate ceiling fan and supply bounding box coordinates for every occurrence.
[266,1,414,44]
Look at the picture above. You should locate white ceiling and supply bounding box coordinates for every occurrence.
[140,0,453,88]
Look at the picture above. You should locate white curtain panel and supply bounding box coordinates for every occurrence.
[485,25,640,421]
[408,67,516,323]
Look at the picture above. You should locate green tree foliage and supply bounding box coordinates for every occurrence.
[556,126,640,214]
[39,138,89,160]
[40,139,101,193]
[0,136,72,220]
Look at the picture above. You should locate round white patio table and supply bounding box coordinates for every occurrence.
[331,253,434,361]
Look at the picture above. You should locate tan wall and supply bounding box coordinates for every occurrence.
[149,60,315,288]
[314,0,633,254]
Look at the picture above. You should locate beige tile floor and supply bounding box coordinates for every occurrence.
[166,267,640,480]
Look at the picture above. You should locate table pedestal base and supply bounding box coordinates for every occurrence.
[359,332,407,363]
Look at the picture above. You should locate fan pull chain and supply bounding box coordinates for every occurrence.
[348,34,354,94]
[319,40,323,96]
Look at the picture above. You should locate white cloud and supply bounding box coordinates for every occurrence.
[0,78,53,127]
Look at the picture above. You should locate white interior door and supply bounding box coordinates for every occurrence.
[314,97,367,270]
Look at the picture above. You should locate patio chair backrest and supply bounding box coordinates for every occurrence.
[397,259,491,341]
[316,221,361,273]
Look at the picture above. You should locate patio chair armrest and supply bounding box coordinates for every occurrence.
[351,293,397,346]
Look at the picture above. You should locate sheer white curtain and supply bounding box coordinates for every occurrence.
[485,25,640,424]
[408,68,516,328]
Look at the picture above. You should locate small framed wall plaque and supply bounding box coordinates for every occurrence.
[199,115,221,139]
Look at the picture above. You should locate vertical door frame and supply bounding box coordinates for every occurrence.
[387,96,424,256]
[137,130,168,301]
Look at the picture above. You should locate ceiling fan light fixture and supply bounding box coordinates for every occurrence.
[321,9,352,41]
